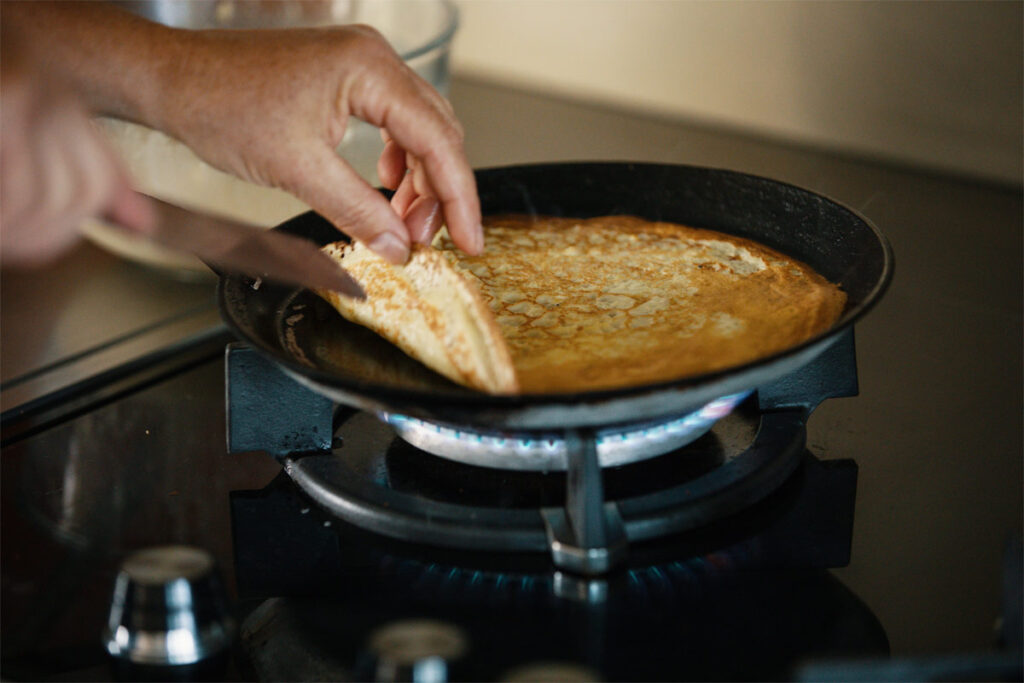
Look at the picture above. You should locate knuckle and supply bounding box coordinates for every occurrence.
[447,118,465,143]
[343,24,395,59]
[349,23,386,43]
[430,125,462,153]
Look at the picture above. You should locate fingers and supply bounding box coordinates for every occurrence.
[353,56,482,255]
[379,134,441,244]
[388,172,443,245]
[0,79,149,265]
[377,137,406,190]
[285,143,411,264]
[388,119,482,256]
[403,194,444,245]
[389,170,419,217]
[70,119,154,235]
[378,129,480,254]
[280,29,475,262]
[105,177,154,235]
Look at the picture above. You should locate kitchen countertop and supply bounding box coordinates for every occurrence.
[2,76,1021,660]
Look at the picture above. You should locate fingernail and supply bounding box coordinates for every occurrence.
[369,232,409,264]
[405,197,442,245]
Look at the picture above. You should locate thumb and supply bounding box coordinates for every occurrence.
[286,145,411,264]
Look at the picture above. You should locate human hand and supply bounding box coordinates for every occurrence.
[153,25,481,264]
[0,29,153,265]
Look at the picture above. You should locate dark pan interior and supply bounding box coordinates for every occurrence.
[218,162,892,414]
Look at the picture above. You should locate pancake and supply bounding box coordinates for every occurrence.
[317,240,518,394]
[320,215,846,394]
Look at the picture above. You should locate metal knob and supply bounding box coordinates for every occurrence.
[503,661,602,682]
[368,619,468,682]
[103,546,234,670]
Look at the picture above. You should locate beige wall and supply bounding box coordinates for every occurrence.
[451,0,1022,185]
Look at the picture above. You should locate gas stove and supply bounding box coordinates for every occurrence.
[3,311,1020,682]
[211,327,893,680]
[1,322,883,680]
[225,329,859,574]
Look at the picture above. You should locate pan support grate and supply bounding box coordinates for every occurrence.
[225,329,858,575]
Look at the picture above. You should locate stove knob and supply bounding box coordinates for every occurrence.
[103,546,234,680]
[368,619,468,682]
[502,661,602,682]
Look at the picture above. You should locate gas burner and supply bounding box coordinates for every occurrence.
[226,330,859,575]
[378,392,749,471]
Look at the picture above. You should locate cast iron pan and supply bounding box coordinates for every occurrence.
[217,162,892,430]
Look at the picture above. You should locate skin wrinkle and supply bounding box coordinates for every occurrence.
[346,31,403,118]
[330,72,354,147]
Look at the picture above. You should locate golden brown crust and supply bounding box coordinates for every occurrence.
[319,215,846,395]
[317,240,518,394]
[433,215,847,393]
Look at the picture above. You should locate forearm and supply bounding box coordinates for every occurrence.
[1,1,181,129]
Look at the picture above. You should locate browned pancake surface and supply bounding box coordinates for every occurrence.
[317,241,518,394]
[434,215,846,393]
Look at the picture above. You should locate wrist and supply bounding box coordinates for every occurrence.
[131,27,201,139]
[75,8,189,134]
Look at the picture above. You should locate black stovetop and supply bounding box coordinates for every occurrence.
[229,462,884,682]
[1,325,879,680]
[2,326,1019,681]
